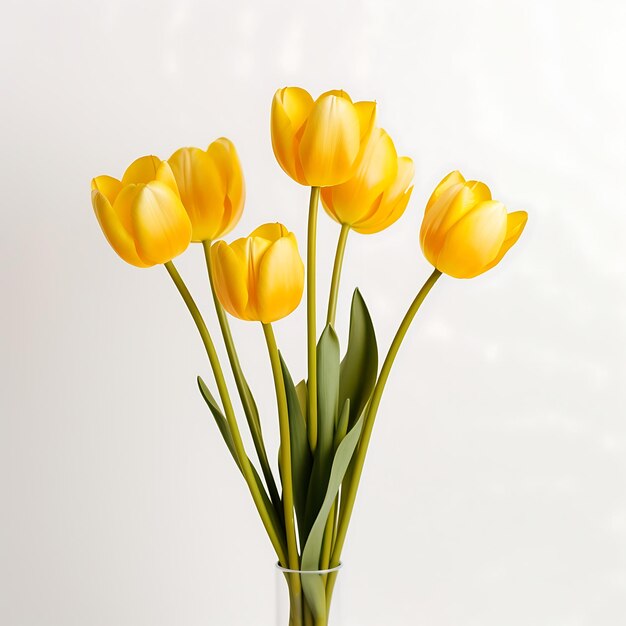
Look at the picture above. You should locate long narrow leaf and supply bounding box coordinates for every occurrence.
[295,380,308,425]
[198,376,240,468]
[280,354,313,544]
[197,376,285,536]
[333,399,350,450]
[339,289,378,428]
[300,411,364,621]
[303,325,340,539]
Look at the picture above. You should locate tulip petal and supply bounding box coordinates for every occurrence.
[319,89,353,102]
[206,138,245,238]
[354,185,413,235]
[91,175,123,204]
[482,211,528,272]
[229,237,249,263]
[245,234,275,320]
[352,154,413,233]
[155,161,180,197]
[168,147,224,242]
[435,200,508,278]
[424,171,466,215]
[323,128,398,226]
[320,187,340,224]
[131,181,191,265]
[256,233,305,323]
[299,93,361,186]
[121,155,161,185]
[112,184,142,235]
[210,241,250,320]
[271,87,314,185]
[249,222,289,242]
[354,101,376,141]
[421,178,492,263]
[92,189,149,267]
[465,180,491,202]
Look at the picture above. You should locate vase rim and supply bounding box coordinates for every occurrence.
[275,562,343,575]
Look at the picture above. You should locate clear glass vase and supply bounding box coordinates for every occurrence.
[275,562,343,626]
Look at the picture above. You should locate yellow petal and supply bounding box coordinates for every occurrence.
[424,170,466,215]
[155,160,180,197]
[320,187,340,224]
[435,200,507,278]
[298,93,361,186]
[210,241,250,320]
[206,138,246,239]
[319,89,353,102]
[229,237,249,263]
[482,211,528,272]
[168,147,224,242]
[112,184,142,236]
[245,235,274,319]
[355,186,413,234]
[271,87,314,184]
[324,127,398,225]
[420,179,492,263]
[250,222,289,242]
[91,189,149,267]
[131,181,191,265]
[91,175,123,204]
[256,233,305,323]
[353,156,415,234]
[354,101,376,141]
[121,155,161,185]
[383,156,415,206]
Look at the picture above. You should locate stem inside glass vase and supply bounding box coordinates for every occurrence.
[276,563,343,626]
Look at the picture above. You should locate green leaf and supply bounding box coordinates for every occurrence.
[333,399,350,450]
[339,289,378,428]
[303,325,340,540]
[198,376,240,469]
[295,380,308,425]
[280,354,313,544]
[300,410,364,621]
[198,376,285,536]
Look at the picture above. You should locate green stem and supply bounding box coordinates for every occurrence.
[329,268,442,568]
[202,240,282,516]
[326,223,350,328]
[164,261,288,565]
[303,603,314,626]
[262,323,302,583]
[307,186,321,453]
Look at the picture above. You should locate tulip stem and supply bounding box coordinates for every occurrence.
[328,268,442,577]
[202,240,283,518]
[307,186,321,453]
[326,223,350,328]
[164,261,288,566]
[262,323,303,603]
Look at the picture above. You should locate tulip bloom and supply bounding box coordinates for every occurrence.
[168,138,245,242]
[210,223,305,323]
[271,87,376,187]
[320,127,414,234]
[91,156,192,267]
[420,171,527,278]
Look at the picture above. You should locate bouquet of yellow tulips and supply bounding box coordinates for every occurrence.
[91,87,527,626]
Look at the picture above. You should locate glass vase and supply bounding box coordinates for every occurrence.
[275,562,343,626]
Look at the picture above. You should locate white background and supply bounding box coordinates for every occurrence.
[2,1,625,624]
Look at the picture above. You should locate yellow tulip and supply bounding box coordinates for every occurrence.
[320,127,414,234]
[168,138,245,242]
[210,223,305,323]
[271,87,376,187]
[91,156,192,267]
[420,171,527,278]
